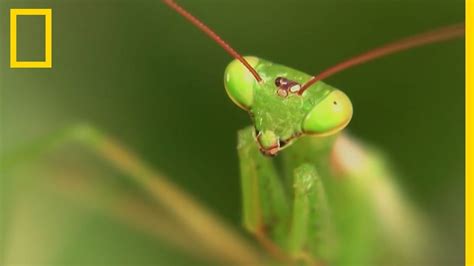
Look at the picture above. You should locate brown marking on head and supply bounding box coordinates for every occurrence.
[274,77,302,98]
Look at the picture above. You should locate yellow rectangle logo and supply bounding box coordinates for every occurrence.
[10,8,52,68]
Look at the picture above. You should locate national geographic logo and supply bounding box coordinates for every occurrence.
[10,9,52,68]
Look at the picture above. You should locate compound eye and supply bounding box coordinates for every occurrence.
[224,56,259,110]
[302,90,353,135]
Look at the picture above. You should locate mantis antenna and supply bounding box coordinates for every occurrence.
[299,23,465,94]
[163,0,263,82]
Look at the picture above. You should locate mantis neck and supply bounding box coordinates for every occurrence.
[280,133,340,189]
[284,134,339,165]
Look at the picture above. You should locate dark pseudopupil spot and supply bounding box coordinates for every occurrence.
[333,101,338,105]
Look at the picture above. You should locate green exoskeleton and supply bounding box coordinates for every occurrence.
[163,0,464,265]
[228,56,420,265]
[1,1,464,266]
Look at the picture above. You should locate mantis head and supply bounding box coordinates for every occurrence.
[225,56,353,156]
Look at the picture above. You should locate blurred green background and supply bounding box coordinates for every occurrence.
[0,0,464,265]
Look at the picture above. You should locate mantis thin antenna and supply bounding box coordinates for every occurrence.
[163,0,263,82]
[299,23,465,94]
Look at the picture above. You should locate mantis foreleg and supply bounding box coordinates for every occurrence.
[287,164,335,265]
[237,127,290,248]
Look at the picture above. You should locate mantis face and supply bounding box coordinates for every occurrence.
[225,56,353,156]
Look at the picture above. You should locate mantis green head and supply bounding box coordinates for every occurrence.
[224,56,352,156]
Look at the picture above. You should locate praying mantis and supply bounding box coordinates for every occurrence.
[160,0,464,265]
[0,0,464,265]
